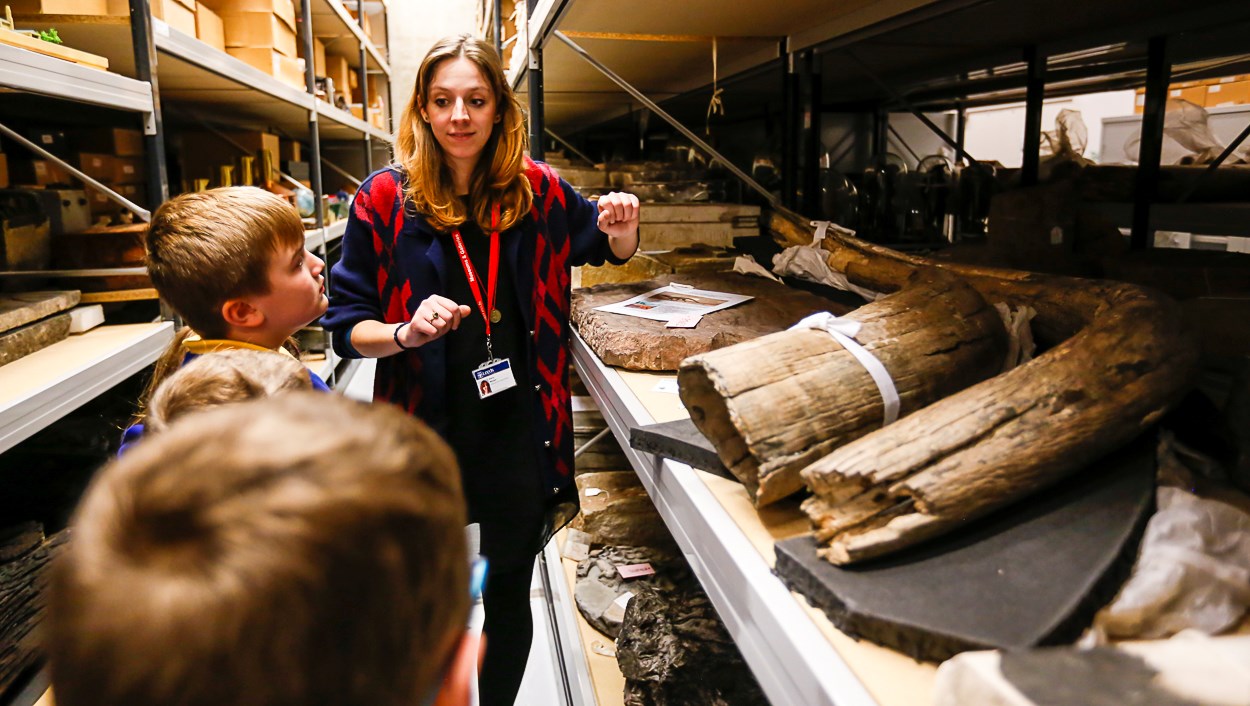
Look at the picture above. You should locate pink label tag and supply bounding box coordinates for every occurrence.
[617,563,656,579]
[666,313,702,328]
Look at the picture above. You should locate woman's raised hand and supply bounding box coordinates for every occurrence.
[400,295,473,347]
[596,192,641,240]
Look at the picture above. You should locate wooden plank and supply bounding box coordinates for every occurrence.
[79,287,159,303]
[0,28,108,70]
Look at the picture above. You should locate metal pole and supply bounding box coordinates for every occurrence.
[1021,45,1046,187]
[357,11,373,173]
[846,50,982,167]
[955,104,967,164]
[872,107,888,165]
[801,50,821,215]
[302,0,330,385]
[782,52,799,207]
[528,47,545,160]
[1177,120,1250,203]
[493,0,503,55]
[545,128,596,166]
[553,30,779,205]
[1131,36,1171,250]
[129,0,168,207]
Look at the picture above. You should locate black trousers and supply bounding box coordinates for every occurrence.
[479,563,535,706]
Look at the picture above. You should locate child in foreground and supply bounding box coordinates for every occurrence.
[49,393,481,706]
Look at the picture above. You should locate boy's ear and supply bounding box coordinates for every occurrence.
[220,298,265,330]
[432,631,481,706]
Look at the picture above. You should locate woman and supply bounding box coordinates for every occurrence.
[323,34,639,705]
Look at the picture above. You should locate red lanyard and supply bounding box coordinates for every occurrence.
[450,204,501,337]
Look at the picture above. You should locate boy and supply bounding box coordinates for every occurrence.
[47,393,481,706]
[123,187,331,450]
[144,349,313,433]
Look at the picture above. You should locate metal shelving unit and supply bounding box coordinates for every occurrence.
[0,43,154,115]
[570,333,881,706]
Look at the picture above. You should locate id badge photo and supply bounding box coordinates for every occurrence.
[473,358,517,399]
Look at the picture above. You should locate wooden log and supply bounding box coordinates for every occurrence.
[679,270,1007,506]
[0,525,69,695]
[574,471,674,548]
[762,210,1199,564]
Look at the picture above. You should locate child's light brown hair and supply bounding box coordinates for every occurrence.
[48,393,469,706]
[145,186,304,340]
[144,349,312,433]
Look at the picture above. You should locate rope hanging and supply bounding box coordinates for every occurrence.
[706,36,725,135]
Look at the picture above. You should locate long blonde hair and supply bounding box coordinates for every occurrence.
[396,33,532,232]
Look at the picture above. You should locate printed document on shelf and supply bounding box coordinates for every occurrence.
[593,284,753,322]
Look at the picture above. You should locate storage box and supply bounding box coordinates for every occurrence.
[0,190,51,270]
[78,153,117,181]
[53,223,147,269]
[34,189,92,236]
[196,2,225,51]
[222,11,296,57]
[77,127,144,157]
[226,47,302,88]
[180,130,280,184]
[6,0,108,14]
[12,160,73,187]
[208,0,293,29]
[280,140,301,162]
[153,0,198,37]
[1167,85,1207,107]
[347,7,371,39]
[86,186,121,217]
[0,154,7,189]
[326,54,352,101]
[27,129,71,158]
[1204,80,1250,108]
[299,36,326,77]
[114,157,144,185]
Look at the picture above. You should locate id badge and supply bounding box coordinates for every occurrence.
[473,358,517,399]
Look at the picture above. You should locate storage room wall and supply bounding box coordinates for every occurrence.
[388,0,477,123]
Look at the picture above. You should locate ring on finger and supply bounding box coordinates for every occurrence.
[429,311,440,323]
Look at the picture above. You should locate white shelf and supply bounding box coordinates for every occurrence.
[0,322,175,455]
[570,331,882,706]
[305,218,348,250]
[0,43,154,114]
[311,0,390,75]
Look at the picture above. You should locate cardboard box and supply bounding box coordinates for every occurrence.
[222,11,296,57]
[349,103,364,120]
[1168,85,1207,107]
[77,127,144,157]
[6,0,108,14]
[280,140,301,162]
[1204,80,1250,108]
[171,0,195,10]
[0,154,8,189]
[86,186,122,217]
[14,160,73,186]
[226,47,303,88]
[208,0,294,29]
[153,0,198,37]
[347,7,371,39]
[78,153,117,181]
[180,130,280,184]
[27,129,71,158]
[326,54,352,101]
[302,36,326,77]
[114,157,144,185]
[105,0,128,15]
[196,2,225,51]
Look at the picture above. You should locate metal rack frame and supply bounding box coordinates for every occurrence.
[570,332,880,706]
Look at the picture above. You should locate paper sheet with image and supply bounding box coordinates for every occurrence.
[593,283,753,322]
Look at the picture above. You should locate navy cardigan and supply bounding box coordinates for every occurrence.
[322,160,628,496]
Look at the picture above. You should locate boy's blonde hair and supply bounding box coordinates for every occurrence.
[145,187,304,339]
[49,393,469,706]
[145,349,312,433]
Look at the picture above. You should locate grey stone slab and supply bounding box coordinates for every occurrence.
[630,418,737,482]
[774,433,1157,663]
[0,291,79,334]
[0,312,72,367]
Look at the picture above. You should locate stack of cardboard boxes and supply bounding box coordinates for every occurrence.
[6,128,145,224]
[198,0,304,90]
[1134,75,1250,112]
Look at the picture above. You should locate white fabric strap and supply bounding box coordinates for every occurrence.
[810,219,831,244]
[791,312,901,426]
